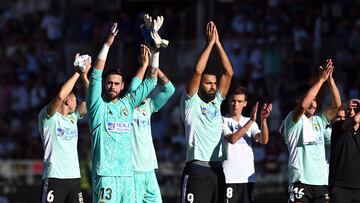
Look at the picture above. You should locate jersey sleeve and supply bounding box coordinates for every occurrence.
[86,69,103,115]
[128,77,142,92]
[151,81,175,113]
[126,77,157,108]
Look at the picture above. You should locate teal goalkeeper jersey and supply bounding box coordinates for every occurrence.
[129,78,175,172]
[180,90,226,162]
[87,69,157,176]
[38,107,81,179]
[283,111,330,185]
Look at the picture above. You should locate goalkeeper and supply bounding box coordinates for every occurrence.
[86,22,158,203]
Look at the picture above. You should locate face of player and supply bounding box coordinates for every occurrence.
[66,93,77,113]
[305,99,317,117]
[229,94,247,116]
[105,74,124,101]
[199,74,217,102]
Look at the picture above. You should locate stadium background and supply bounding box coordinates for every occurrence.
[0,0,360,202]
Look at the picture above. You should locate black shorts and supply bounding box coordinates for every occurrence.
[330,185,360,203]
[225,183,254,203]
[289,182,329,203]
[180,162,226,203]
[41,178,83,203]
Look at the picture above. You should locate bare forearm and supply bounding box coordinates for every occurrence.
[216,42,233,97]
[194,43,213,74]
[186,43,213,96]
[216,42,233,77]
[95,44,110,71]
[59,72,80,100]
[259,119,269,144]
[227,120,254,144]
[301,80,324,109]
[135,66,148,81]
[81,76,89,97]
[328,78,341,109]
[47,72,80,116]
[157,69,169,85]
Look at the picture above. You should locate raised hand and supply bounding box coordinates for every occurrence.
[250,102,259,122]
[140,44,152,68]
[214,23,220,45]
[153,16,164,32]
[105,22,119,46]
[261,103,272,120]
[73,53,81,73]
[206,21,216,45]
[144,14,154,29]
[141,14,169,52]
[319,59,333,82]
[325,59,334,82]
[74,53,91,73]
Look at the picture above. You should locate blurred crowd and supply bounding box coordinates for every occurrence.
[1,0,360,182]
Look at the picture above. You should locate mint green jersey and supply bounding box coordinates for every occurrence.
[86,69,157,177]
[38,107,81,179]
[180,90,226,162]
[130,77,175,172]
[283,111,330,185]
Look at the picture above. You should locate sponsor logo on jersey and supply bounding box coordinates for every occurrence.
[106,122,131,133]
[134,118,150,128]
[200,105,219,119]
[57,128,64,137]
[56,127,78,139]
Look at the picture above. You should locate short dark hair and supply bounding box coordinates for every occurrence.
[202,69,217,77]
[231,86,247,100]
[103,68,125,82]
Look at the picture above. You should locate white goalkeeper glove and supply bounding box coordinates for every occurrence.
[73,54,91,72]
[141,14,169,52]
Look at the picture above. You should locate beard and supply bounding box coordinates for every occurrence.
[305,108,316,117]
[105,91,121,101]
[200,89,216,102]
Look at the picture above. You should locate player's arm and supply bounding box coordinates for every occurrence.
[135,44,151,81]
[255,103,272,144]
[128,45,158,107]
[323,61,342,122]
[152,69,175,111]
[129,44,151,92]
[78,56,91,117]
[186,21,216,97]
[292,60,333,123]
[214,23,233,98]
[87,23,118,111]
[94,23,118,71]
[46,54,82,117]
[226,103,258,144]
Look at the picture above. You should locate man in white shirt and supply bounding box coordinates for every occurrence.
[222,86,272,203]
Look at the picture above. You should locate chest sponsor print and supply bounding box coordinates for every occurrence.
[106,122,131,133]
[56,127,78,139]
